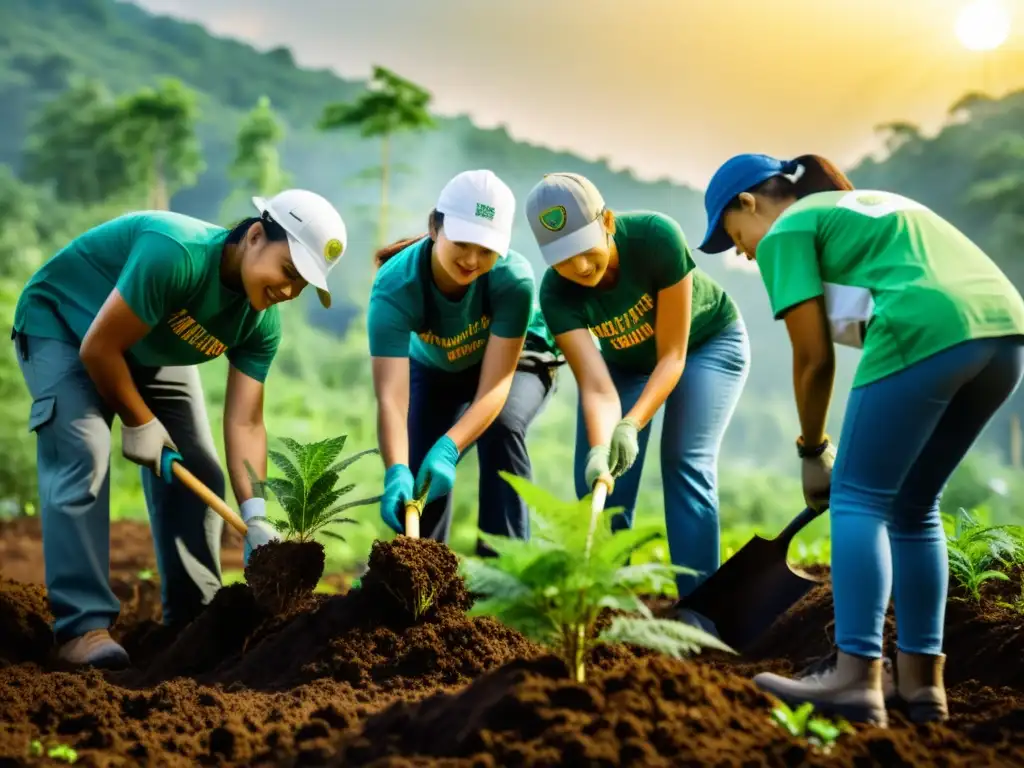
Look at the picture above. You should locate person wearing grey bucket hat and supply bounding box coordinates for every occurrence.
[366,170,563,556]
[698,150,1024,726]
[9,188,350,669]
[525,171,750,619]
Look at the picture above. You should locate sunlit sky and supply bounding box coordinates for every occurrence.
[129,0,1024,188]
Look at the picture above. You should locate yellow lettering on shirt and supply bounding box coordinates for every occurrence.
[167,309,227,358]
[588,294,657,351]
[417,314,492,363]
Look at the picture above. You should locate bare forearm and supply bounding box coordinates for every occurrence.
[448,378,514,451]
[80,347,153,427]
[625,356,686,429]
[377,400,409,467]
[582,387,621,448]
[224,421,267,505]
[793,356,835,447]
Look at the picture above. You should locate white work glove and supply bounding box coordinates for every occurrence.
[241,497,281,565]
[122,418,178,477]
[799,439,836,512]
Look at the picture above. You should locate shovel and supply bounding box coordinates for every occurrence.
[674,504,829,654]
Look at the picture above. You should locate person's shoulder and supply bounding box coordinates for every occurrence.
[491,249,537,287]
[538,264,568,299]
[134,210,225,246]
[769,192,844,235]
[371,238,426,295]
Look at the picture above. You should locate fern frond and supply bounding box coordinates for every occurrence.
[242,459,267,500]
[327,448,381,475]
[598,616,736,657]
[268,450,300,483]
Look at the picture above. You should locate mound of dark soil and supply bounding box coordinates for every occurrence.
[0,578,52,667]
[245,540,326,615]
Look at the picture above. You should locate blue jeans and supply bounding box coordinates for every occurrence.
[831,335,1024,658]
[408,357,556,555]
[573,320,751,597]
[13,333,224,643]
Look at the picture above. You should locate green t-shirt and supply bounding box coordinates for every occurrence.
[14,211,282,383]
[757,189,1024,388]
[367,237,555,371]
[539,211,739,373]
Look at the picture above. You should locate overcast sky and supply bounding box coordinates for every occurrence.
[129,0,1024,187]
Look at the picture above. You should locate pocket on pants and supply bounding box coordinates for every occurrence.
[28,395,56,433]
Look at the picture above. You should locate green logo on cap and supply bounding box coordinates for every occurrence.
[539,205,567,232]
[324,238,344,262]
[475,203,495,220]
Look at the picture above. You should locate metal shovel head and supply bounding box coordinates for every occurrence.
[676,506,828,654]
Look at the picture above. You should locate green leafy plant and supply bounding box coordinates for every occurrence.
[244,434,381,544]
[770,702,850,752]
[29,739,78,763]
[462,473,734,683]
[946,508,1024,601]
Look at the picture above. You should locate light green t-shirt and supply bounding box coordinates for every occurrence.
[14,211,282,383]
[366,236,554,371]
[756,189,1024,388]
[539,211,740,373]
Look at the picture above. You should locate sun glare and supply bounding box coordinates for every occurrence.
[955,0,1011,51]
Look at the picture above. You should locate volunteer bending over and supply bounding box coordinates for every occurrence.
[12,190,349,669]
[368,170,560,554]
[699,152,1024,727]
[525,173,749,614]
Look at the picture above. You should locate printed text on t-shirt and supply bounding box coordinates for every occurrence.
[418,315,492,362]
[589,293,656,351]
[168,309,228,357]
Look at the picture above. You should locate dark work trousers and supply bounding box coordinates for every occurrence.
[408,357,556,556]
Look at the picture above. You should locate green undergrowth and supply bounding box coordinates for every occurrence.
[945,507,1024,602]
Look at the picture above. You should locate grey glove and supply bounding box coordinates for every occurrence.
[801,440,836,511]
[584,445,615,495]
[122,418,177,477]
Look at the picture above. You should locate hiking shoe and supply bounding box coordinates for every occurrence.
[753,649,888,727]
[894,651,948,723]
[56,629,130,670]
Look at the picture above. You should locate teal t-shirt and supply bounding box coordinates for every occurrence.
[756,189,1024,388]
[13,211,282,383]
[367,237,553,371]
[539,211,739,373]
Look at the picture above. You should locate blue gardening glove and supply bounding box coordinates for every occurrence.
[240,497,280,566]
[609,418,640,477]
[414,436,460,504]
[584,445,615,494]
[381,464,415,533]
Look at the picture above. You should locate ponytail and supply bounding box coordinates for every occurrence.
[226,213,288,245]
[373,210,446,268]
[748,154,854,201]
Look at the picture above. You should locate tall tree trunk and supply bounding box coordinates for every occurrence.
[378,134,390,248]
[150,149,169,211]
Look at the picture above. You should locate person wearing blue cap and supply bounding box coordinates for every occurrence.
[524,172,750,622]
[698,151,1024,726]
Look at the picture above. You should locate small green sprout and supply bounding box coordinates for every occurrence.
[770,701,850,752]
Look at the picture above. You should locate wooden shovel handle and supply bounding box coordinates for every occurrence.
[171,462,249,537]
[404,501,421,539]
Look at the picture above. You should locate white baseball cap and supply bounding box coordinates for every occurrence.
[435,170,515,257]
[525,173,607,267]
[252,189,348,308]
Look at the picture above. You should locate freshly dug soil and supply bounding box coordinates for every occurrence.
[245,540,326,615]
[1,517,1022,767]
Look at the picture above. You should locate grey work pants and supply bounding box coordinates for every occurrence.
[13,332,224,643]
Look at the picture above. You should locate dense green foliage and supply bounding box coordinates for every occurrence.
[0,0,1022,576]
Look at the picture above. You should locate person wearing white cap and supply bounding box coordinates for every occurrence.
[525,172,750,625]
[10,189,350,669]
[367,169,562,554]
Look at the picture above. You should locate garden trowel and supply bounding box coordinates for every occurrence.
[674,504,829,654]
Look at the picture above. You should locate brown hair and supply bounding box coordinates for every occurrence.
[373,210,445,268]
[728,154,854,212]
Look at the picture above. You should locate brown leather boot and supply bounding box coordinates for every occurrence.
[56,629,130,670]
[895,651,948,723]
[753,650,888,727]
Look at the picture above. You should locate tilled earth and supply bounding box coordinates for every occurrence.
[1,518,1021,767]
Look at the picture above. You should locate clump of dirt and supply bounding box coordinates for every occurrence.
[331,653,1023,768]
[0,578,52,666]
[245,540,326,615]
[359,537,468,624]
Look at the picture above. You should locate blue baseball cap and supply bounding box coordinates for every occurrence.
[698,154,799,254]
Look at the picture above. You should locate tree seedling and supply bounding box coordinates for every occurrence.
[770,701,850,753]
[243,434,381,544]
[461,473,735,684]
[946,508,1023,601]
